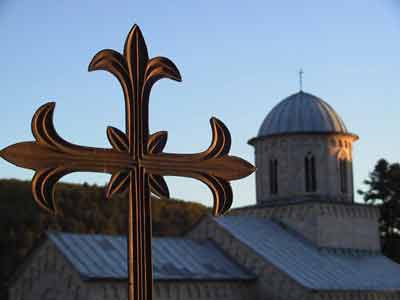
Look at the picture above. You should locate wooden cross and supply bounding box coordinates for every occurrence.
[0,25,255,300]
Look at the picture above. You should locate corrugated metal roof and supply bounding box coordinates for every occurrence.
[258,91,348,137]
[47,232,254,281]
[215,216,400,291]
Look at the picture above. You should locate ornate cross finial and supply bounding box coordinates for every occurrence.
[0,24,255,300]
[299,68,304,91]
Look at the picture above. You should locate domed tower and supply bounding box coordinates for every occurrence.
[249,91,358,204]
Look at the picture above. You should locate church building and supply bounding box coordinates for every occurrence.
[9,91,400,300]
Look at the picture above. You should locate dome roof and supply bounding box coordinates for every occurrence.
[258,91,348,137]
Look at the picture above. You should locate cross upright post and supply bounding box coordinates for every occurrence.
[299,68,304,91]
[0,24,255,300]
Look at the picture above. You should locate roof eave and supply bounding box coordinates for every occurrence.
[248,131,359,146]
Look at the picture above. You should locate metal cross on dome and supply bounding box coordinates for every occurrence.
[0,24,255,300]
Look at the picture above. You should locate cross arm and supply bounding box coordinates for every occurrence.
[143,154,254,181]
[0,102,161,214]
[142,153,254,215]
[141,117,255,215]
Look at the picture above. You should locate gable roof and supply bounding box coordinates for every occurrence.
[215,216,400,291]
[48,232,254,281]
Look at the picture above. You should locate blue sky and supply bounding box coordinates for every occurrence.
[0,0,400,208]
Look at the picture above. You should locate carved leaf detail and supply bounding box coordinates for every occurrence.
[180,117,230,160]
[142,57,182,97]
[205,117,231,159]
[88,49,132,101]
[107,127,129,152]
[147,132,169,198]
[149,175,170,199]
[148,131,167,154]
[145,57,181,82]
[106,171,130,199]
[123,25,149,98]
[31,102,93,155]
[32,167,71,215]
[197,174,233,216]
[31,102,57,149]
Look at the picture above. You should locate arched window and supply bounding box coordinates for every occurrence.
[305,153,317,192]
[269,158,278,195]
[340,159,348,194]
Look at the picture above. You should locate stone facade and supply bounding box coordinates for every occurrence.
[230,201,381,251]
[251,133,358,204]
[10,240,83,300]
[9,240,254,300]
[188,218,309,300]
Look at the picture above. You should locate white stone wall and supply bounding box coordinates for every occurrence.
[154,281,255,300]
[9,240,84,300]
[9,240,255,300]
[252,133,357,204]
[231,202,381,251]
[83,280,254,300]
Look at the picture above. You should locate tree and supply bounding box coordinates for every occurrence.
[358,159,400,262]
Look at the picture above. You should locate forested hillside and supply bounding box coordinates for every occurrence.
[0,179,207,300]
